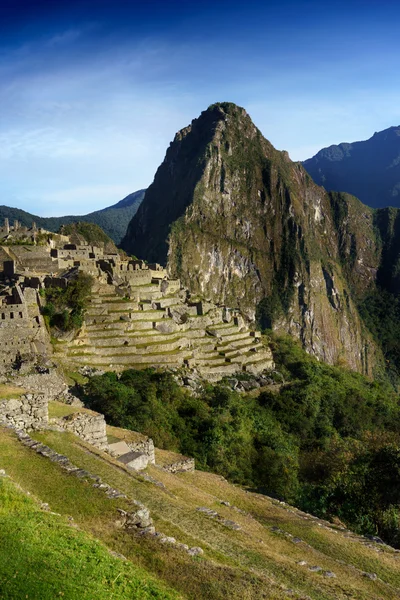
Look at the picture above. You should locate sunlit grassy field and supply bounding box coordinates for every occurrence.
[1,425,399,599]
[0,474,180,600]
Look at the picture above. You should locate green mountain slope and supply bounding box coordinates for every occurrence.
[302,126,400,208]
[0,189,145,244]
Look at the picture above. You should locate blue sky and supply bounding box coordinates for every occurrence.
[1,0,400,216]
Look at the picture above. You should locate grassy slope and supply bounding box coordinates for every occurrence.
[1,426,400,600]
[0,473,179,600]
[0,384,26,399]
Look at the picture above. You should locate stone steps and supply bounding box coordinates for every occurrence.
[87,302,138,312]
[191,356,227,367]
[217,331,253,344]
[241,349,272,364]
[192,348,222,359]
[245,355,274,375]
[127,310,166,321]
[75,350,192,365]
[223,346,260,360]
[86,312,167,326]
[85,328,162,340]
[220,339,261,355]
[224,348,265,365]
[197,363,239,380]
[68,347,139,357]
[207,325,243,338]
[135,339,189,354]
[62,282,274,381]
[86,320,167,332]
[68,343,192,357]
[86,307,111,316]
[91,294,119,301]
[85,322,131,332]
[92,286,116,296]
[153,298,184,309]
[85,360,184,371]
[83,332,181,346]
[190,341,216,353]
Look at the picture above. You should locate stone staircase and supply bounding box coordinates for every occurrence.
[60,282,274,381]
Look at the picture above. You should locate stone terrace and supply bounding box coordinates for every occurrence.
[59,280,274,381]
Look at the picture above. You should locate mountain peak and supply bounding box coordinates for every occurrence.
[121,104,382,375]
[206,101,247,115]
[303,125,400,208]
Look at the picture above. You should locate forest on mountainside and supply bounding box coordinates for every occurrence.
[0,189,144,244]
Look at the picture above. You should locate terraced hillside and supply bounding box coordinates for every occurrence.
[58,281,274,381]
[1,424,400,600]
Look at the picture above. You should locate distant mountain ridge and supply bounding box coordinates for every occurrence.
[0,189,145,244]
[302,126,400,208]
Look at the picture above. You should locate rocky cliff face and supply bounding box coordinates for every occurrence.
[123,103,389,374]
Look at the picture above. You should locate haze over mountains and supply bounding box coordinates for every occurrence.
[303,126,400,208]
[0,189,145,244]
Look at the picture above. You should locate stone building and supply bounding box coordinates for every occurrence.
[0,284,49,373]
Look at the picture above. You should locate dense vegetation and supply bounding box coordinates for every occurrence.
[83,335,400,547]
[42,273,93,331]
[0,189,144,244]
[359,288,400,385]
[59,221,117,252]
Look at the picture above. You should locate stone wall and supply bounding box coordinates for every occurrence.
[12,371,68,400]
[162,458,195,473]
[57,411,108,451]
[127,437,155,464]
[0,285,51,373]
[0,394,48,430]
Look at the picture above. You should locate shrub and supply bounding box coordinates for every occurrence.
[42,273,93,332]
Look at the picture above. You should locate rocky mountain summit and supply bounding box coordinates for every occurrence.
[303,126,400,208]
[123,103,400,375]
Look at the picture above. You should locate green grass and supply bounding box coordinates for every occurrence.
[0,476,180,600]
[0,384,25,400]
[2,426,400,600]
[48,401,83,419]
[65,370,89,386]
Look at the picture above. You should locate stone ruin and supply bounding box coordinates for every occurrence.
[61,278,274,381]
[0,393,48,430]
[55,411,109,451]
[0,227,274,381]
[0,389,157,472]
[0,218,39,245]
[0,284,50,374]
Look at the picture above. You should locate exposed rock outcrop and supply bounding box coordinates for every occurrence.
[123,102,383,373]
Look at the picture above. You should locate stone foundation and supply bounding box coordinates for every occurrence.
[127,437,155,464]
[12,371,68,400]
[162,458,195,473]
[0,394,48,430]
[57,412,108,451]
